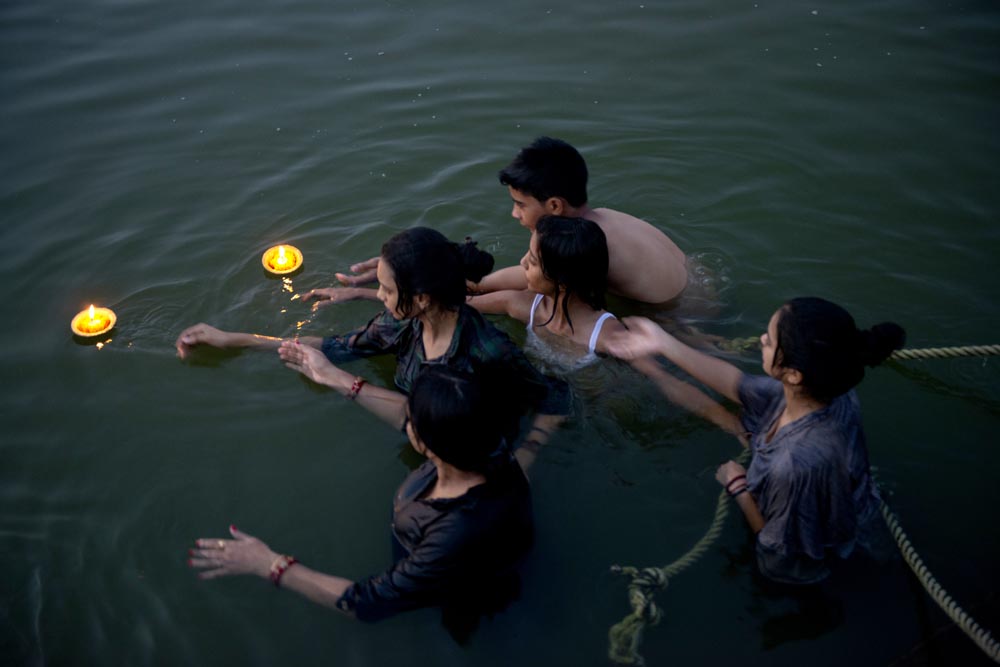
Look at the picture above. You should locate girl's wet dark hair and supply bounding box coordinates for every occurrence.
[381,228,494,318]
[774,297,906,403]
[407,366,502,474]
[498,137,588,207]
[534,215,608,333]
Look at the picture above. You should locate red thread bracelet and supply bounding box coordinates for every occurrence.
[270,555,299,587]
[347,376,366,400]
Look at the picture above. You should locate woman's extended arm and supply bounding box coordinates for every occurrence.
[300,287,380,308]
[607,317,744,404]
[190,526,355,615]
[175,323,322,359]
[278,341,406,429]
[630,356,746,441]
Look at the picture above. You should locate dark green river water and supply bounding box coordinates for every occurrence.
[2,1,999,665]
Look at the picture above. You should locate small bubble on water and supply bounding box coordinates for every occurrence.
[811,9,819,15]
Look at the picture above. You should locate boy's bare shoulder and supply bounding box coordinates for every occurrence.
[589,207,683,254]
[588,207,688,304]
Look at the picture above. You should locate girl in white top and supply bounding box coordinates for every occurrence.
[469,215,625,370]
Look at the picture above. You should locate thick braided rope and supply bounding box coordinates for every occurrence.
[890,345,1000,360]
[608,450,750,665]
[716,341,1000,361]
[880,502,1000,662]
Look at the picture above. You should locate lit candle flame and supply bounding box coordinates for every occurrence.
[89,304,96,321]
[262,244,301,275]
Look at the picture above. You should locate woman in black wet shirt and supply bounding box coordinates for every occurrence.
[188,366,532,625]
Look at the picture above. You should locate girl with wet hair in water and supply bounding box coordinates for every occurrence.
[175,227,568,462]
[188,366,532,638]
[608,297,905,584]
[469,215,626,371]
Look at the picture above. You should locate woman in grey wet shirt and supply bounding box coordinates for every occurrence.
[608,297,905,584]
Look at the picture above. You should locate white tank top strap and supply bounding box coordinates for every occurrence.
[528,293,544,328]
[588,312,617,355]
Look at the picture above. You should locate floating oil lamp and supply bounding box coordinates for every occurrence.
[71,304,116,337]
[262,244,303,275]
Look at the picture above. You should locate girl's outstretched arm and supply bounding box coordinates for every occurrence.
[190,526,355,615]
[607,317,744,404]
[175,322,322,359]
[301,287,380,308]
[466,289,534,323]
[630,357,746,442]
[278,340,406,430]
[469,265,529,294]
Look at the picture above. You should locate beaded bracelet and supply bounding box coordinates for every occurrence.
[269,554,299,587]
[347,376,366,401]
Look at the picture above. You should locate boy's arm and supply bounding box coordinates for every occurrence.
[469,266,528,294]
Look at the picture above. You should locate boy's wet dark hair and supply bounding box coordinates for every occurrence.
[534,215,608,333]
[774,297,906,403]
[381,228,494,318]
[408,366,502,473]
[499,137,588,207]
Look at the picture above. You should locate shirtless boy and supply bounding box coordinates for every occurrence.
[329,137,687,308]
[473,137,687,305]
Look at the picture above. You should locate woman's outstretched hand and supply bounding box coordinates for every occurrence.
[278,340,346,389]
[605,317,673,360]
[300,287,369,311]
[335,256,379,286]
[175,323,233,359]
[189,525,276,581]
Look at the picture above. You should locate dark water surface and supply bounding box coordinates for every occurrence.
[2,1,999,665]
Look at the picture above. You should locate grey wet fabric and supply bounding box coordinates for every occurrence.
[739,374,880,584]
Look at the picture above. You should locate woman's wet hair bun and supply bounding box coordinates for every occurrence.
[858,322,906,367]
[456,236,495,283]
